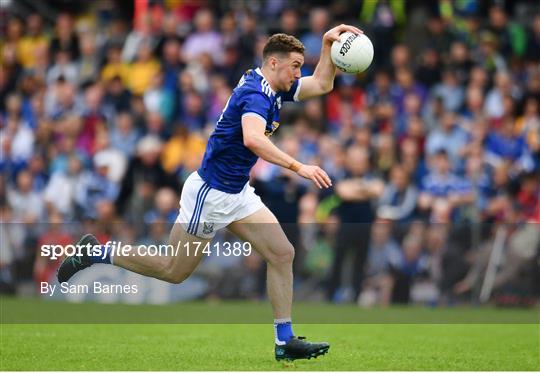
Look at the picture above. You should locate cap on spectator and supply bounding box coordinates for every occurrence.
[479,31,498,46]
[137,135,163,155]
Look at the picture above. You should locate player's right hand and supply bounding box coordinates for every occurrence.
[297,165,332,189]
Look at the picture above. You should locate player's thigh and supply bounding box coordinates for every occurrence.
[167,222,210,273]
[227,206,294,265]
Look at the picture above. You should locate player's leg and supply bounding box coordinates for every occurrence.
[228,206,294,319]
[57,171,210,284]
[113,223,209,283]
[227,206,329,361]
[57,222,210,284]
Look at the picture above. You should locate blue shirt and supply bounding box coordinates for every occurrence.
[198,68,301,193]
[421,172,469,197]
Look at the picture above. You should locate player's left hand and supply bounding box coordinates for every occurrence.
[323,24,363,43]
[296,164,332,189]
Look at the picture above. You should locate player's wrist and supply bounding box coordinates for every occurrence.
[288,160,303,173]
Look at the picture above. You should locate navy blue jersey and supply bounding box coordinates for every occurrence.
[198,68,301,193]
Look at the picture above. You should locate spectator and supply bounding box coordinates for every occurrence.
[358,220,401,307]
[327,146,384,302]
[122,14,155,63]
[0,204,24,294]
[127,41,161,96]
[423,14,454,58]
[161,126,206,178]
[144,187,179,224]
[237,11,257,65]
[17,13,49,70]
[301,8,329,74]
[109,112,140,158]
[373,132,396,175]
[0,94,34,169]
[143,71,175,123]
[392,68,427,117]
[103,76,132,113]
[484,71,517,120]
[33,210,72,285]
[154,14,183,60]
[461,86,485,123]
[7,169,44,223]
[447,41,474,85]
[101,44,130,84]
[388,233,430,304]
[49,13,80,61]
[473,31,507,74]
[514,96,540,170]
[160,39,183,94]
[524,14,540,62]
[77,33,101,85]
[486,5,526,58]
[485,119,533,174]
[43,154,86,218]
[425,111,468,168]
[182,9,223,65]
[74,154,119,219]
[116,135,179,222]
[360,0,405,67]
[424,224,468,304]
[377,164,418,223]
[418,150,473,223]
[92,130,128,184]
[431,69,465,113]
[415,47,442,88]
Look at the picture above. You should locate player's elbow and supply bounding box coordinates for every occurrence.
[243,136,253,149]
[313,73,334,94]
[243,134,261,151]
[321,81,334,94]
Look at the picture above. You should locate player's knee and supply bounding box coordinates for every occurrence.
[162,268,191,284]
[269,243,295,266]
[161,260,192,284]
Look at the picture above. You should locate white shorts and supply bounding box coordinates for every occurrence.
[176,171,265,239]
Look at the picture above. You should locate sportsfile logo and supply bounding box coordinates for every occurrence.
[41,241,253,260]
[41,241,132,260]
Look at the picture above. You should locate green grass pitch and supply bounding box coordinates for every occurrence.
[1,298,538,370]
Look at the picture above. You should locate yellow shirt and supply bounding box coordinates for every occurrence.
[161,134,207,173]
[17,36,49,68]
[127,60,160,95]
[515,117,539,148]
[101,62,131,84]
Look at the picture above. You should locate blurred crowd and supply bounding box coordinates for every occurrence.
[0,0,538,306]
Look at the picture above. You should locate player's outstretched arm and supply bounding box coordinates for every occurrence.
[297,24,362,101]
[242,116,332,189]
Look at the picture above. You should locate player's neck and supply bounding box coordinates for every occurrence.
[259,66,280,92]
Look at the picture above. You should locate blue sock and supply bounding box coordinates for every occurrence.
[89,244,112,264]
[274,318,294,345]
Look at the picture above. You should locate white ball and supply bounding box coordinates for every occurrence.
[331,31,374,74]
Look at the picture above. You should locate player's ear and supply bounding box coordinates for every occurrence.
[269,56,279,70]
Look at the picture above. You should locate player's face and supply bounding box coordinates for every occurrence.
[275,52,304,91]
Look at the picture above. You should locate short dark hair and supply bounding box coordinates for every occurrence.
[263,33,305,61]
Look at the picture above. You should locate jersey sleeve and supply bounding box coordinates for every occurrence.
[239,90,272,124]
[279,78,303,102]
